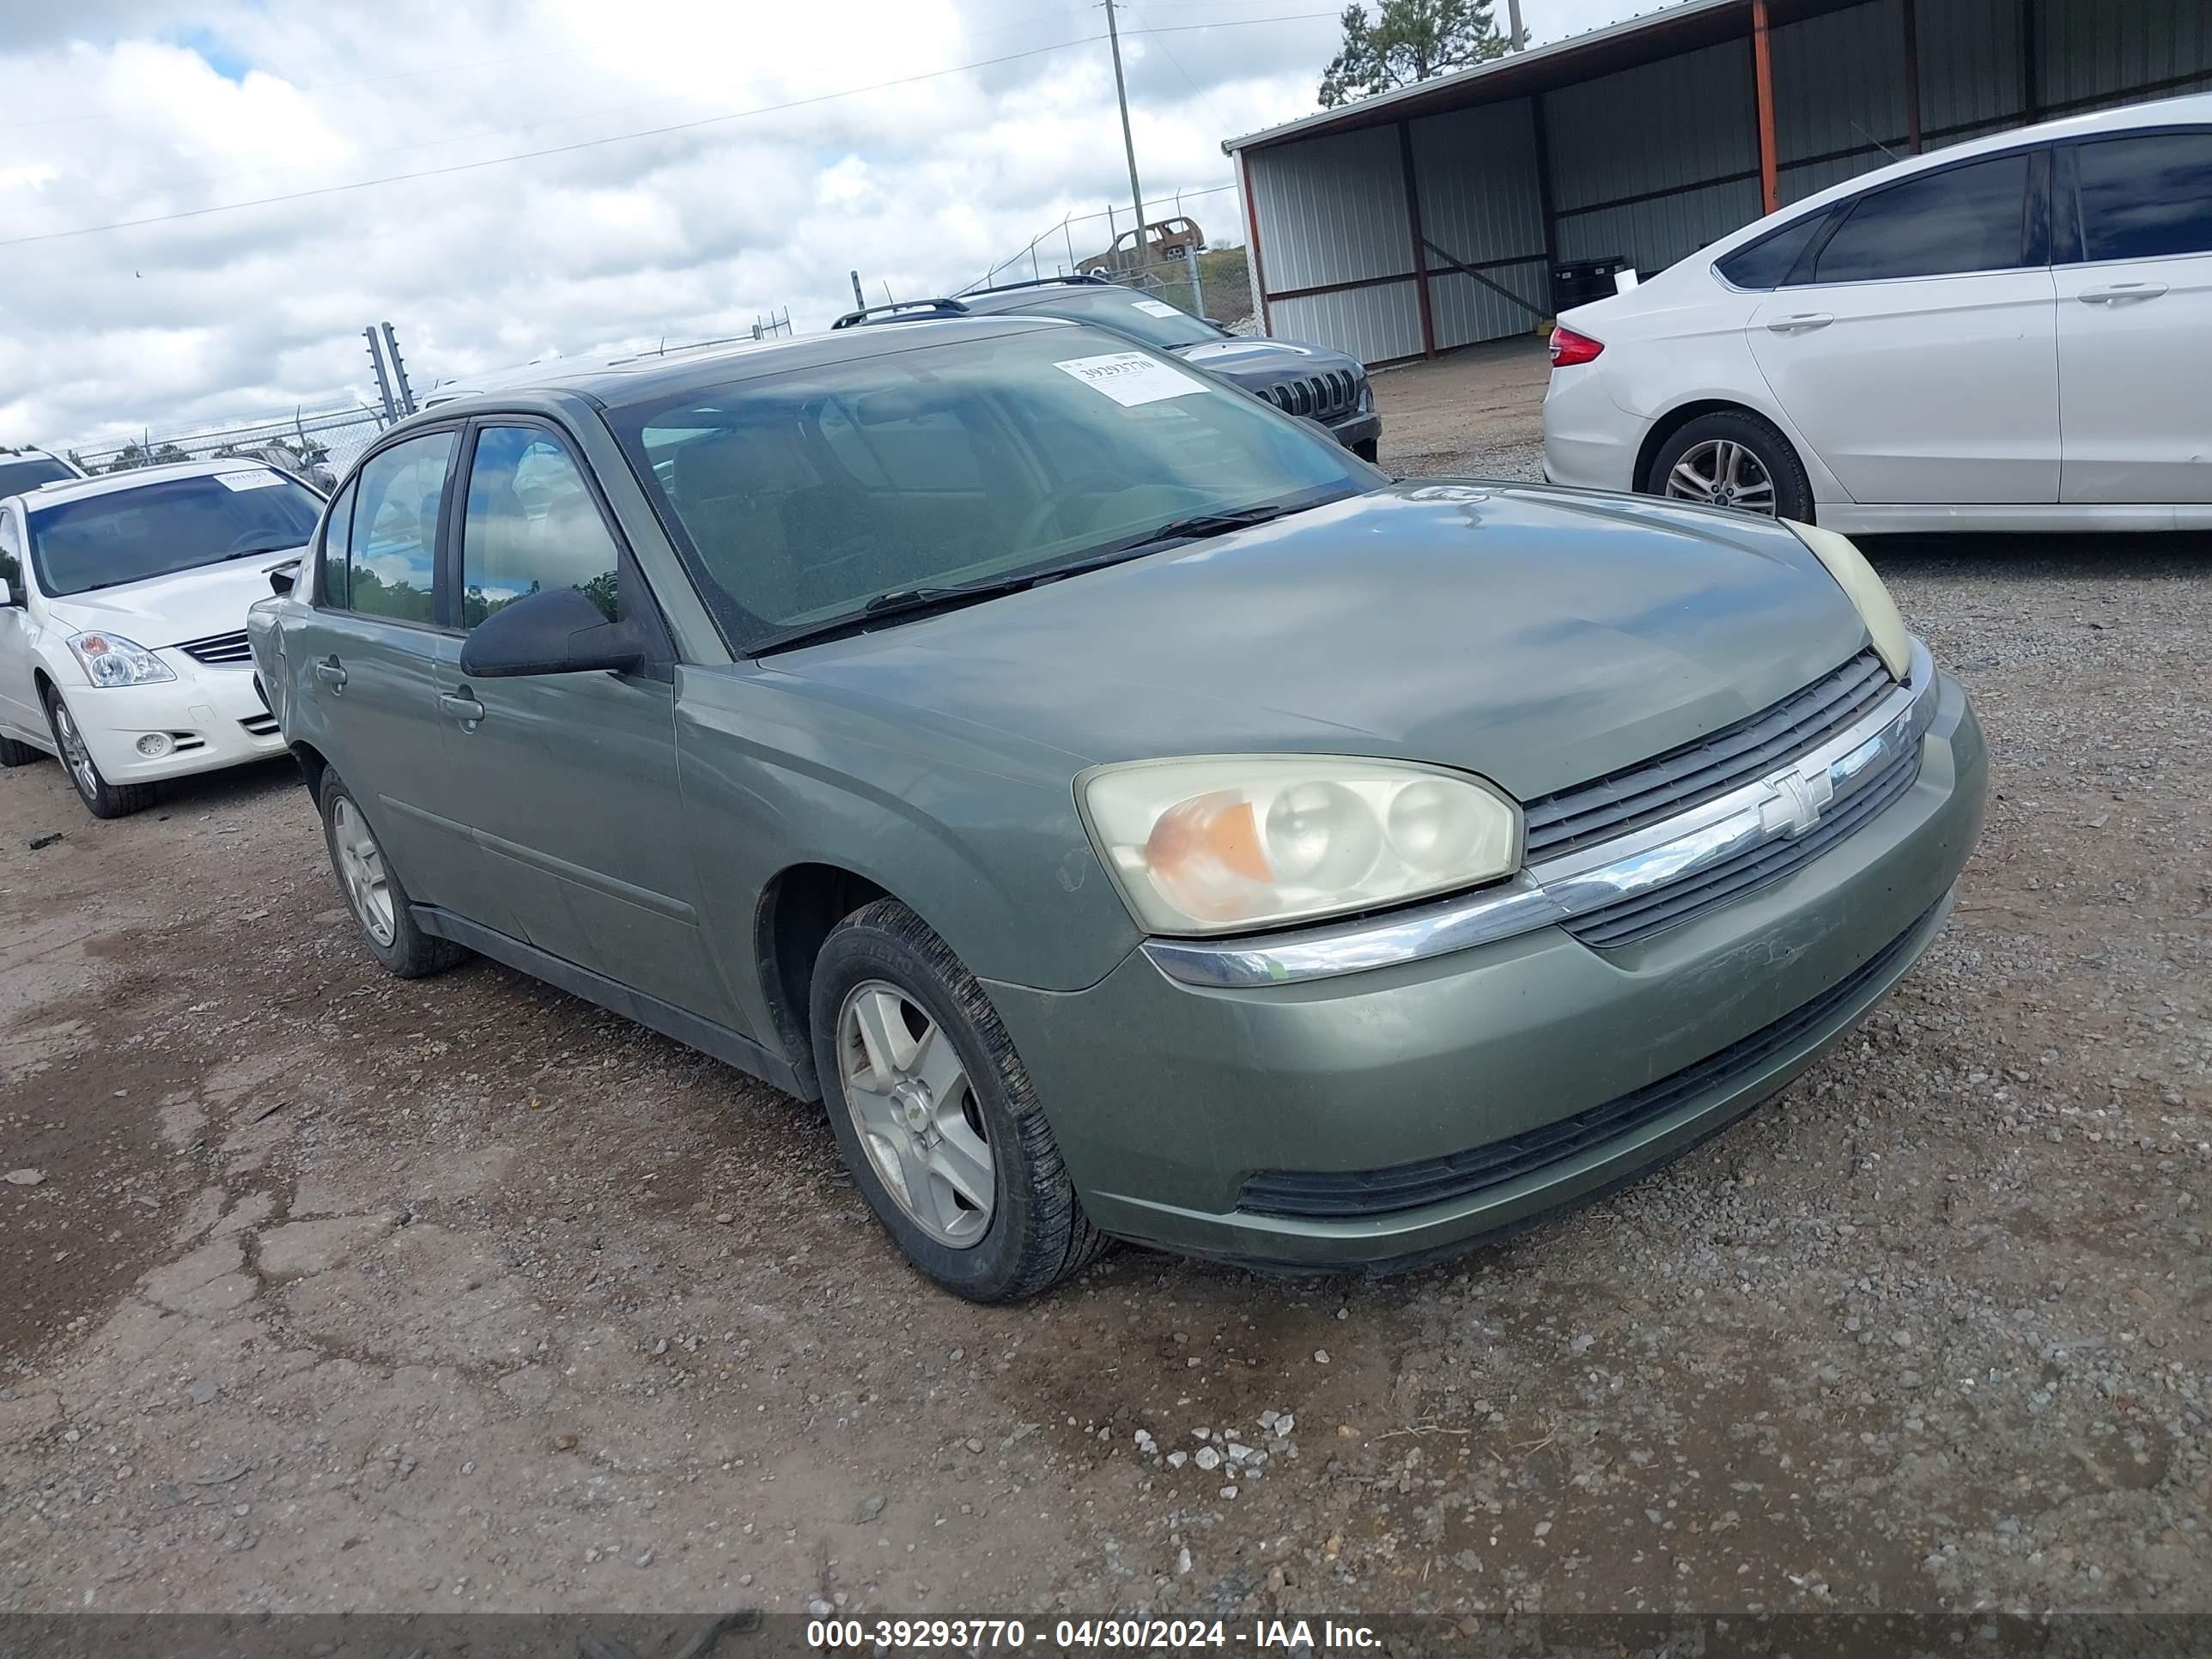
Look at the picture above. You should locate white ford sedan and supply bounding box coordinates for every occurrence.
[0,460,325,817]
[1542,94,2212,533]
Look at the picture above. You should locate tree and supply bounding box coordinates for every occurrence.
[1318,0,1506,108]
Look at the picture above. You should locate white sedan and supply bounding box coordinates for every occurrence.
[1541,94,2212,533]
[0,460,324,817]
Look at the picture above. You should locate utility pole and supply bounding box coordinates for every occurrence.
[1505,0,1527,50]
[850,270,865,312]
[1103,0,1146,270]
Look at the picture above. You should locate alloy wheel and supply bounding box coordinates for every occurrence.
[49,699,100,800]
[1664,438,1777,516]
[836,981,995,1249]
[331,796,397,947]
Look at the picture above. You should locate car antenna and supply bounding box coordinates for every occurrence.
[1850,120,1903,164]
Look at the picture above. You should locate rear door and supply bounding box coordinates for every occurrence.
[289,427,492,916]
[1747,148,2060,504]
[433,419,734,1022]
[2052,126,2212,503]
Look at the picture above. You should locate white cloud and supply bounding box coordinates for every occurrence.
[0,0,1633,451]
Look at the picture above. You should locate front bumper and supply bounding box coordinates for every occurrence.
[1327,410,1382,453]
[63,658,285,783]
[986,672,1986,1269]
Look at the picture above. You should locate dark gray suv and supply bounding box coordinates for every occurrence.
[835,276,1381,461]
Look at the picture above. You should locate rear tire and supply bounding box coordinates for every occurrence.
[1644,410,1813,522]
[42,688,155,818]
[317,769,464,979]
[810,898,1108,1303]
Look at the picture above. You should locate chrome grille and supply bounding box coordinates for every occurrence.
[1524,650,1893,862]
[175,629,252,666]
[1561,739,1923,949]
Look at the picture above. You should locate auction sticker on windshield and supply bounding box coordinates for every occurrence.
[1131,300,1185,319]
[214,470,286,491]
[1054,352,1205,407]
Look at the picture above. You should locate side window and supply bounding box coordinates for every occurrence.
[0,510,22,593]
[1812,153,2032,283]
[2075,131,2212,262]
[1717,212,1827,289]
[315,478,357,609]
[460,426,620,628]
[344,432,453,624]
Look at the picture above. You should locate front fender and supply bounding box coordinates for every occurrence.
[673,665,1143,1043]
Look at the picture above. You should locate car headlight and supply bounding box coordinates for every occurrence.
[1786,520,1911,681]
[1079,757,1521,936]
[67,630,176,687]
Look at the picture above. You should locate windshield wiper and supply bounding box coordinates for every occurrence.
[1121,502,1304,549]
[224,538,303,560]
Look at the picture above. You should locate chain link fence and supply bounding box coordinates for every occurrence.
[68,404,395,491]
[969,185,1256,330]
[64,312,797,492]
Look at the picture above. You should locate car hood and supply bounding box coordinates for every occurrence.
[1174,336,1363,389]
[764,483,1874,802]
[40,548,308,647]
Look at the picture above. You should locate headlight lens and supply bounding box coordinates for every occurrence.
[1786,520,1911,681]
[68,631,176,687]
[1080,757,1521,935]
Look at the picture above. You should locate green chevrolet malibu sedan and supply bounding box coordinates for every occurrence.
[246,314,1986,1302]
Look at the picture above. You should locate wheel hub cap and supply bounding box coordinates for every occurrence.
[1664,438,1777,517]
[836,981,994,1249]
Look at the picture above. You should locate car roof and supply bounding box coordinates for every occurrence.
[1701,89,2212,262]
[14,458,302,511]
[419,313,1079,422]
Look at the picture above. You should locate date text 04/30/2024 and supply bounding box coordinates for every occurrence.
[805,1618,1380,1650]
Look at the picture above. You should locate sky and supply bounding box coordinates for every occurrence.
[0,0,1640,452]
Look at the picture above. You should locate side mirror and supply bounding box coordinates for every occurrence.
[265,558,300,598]
[0,577,15,607]
[459,585,641,678]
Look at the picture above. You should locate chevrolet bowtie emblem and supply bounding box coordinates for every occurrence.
[1759,766,1834,838]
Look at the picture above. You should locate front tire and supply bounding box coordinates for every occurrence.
[317,769,463,979]
[1644,410,1813,522]
[42,688,155,818]
[0,730,39,768]
[810,899,1107,1303]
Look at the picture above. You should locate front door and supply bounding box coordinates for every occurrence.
[1747,148,2059,505]
[290,428,492,918]
[434,420,734,1024]
[0,507,42,743]
[2053,127,2212,505]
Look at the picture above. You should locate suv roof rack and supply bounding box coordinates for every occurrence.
[957,273,1118,298]
[830,298,972,331]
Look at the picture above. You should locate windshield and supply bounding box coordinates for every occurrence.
[609,324,1365,652]
[0,456,76,497]
[995,286,1221,351]
[27,470,325,597]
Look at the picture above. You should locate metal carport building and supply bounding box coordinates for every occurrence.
[1222,0,2212,364]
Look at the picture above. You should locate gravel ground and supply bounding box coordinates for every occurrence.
[1,346,2206,1625]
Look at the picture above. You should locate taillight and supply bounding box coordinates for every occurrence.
[1548,324,1604,368]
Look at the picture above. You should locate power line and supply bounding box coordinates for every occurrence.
[0,36,1109,250]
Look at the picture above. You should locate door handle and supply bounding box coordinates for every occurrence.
[438,690,486,728]
[313,659,347,691]
[1765,313,1833,332]
[2078,282,2167,304]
